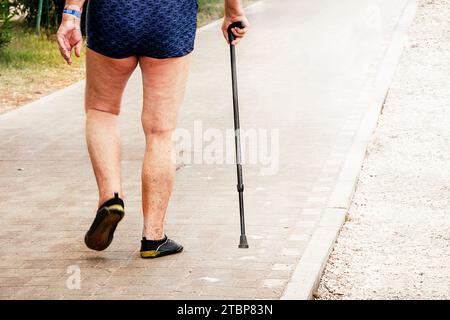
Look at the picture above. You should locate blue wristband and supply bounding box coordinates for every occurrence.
[63,8,82,19]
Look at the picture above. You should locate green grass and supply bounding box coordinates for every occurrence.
[197,0,226,26]
[0,23,85,113]
[0,23,73,68]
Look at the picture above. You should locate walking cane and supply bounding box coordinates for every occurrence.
[227,21,249,249]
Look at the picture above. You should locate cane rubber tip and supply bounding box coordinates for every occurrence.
[238,235,249,248]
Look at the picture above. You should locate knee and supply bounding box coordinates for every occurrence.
[145,126,176,139]
[86,104,121,116]
[85,88,122,116]
[142,123,175,140]
[141,112,177,138]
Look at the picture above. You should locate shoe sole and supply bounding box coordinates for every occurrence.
[140,246,183,259]
[84,209,124,251]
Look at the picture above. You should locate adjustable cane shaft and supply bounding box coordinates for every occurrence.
[228,22,249,248]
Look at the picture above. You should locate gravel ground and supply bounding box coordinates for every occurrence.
[316,0,450,300]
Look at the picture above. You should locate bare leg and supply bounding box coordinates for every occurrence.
[85,48,138,206]
[139,54,192,240]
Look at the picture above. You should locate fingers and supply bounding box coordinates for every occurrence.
[222,20,250,46]
[230,27,247,45]
[74,39,82,58]
[57,33,72,65]
[63,36,73,65]
[57,28,83,64]
[222,28,229,44]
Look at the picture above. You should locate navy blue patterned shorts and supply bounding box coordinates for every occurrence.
[86,0,198,59]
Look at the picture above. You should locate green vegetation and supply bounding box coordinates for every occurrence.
[0,0,17,49]
[9,0,67,31]
[0,22,73,68]
[197,0,227,26]
[0,21,84,113]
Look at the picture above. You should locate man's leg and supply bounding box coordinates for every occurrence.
[85,48,138,206]
[139,54,192,240]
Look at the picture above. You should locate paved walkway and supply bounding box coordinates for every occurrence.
[0,0,411,299]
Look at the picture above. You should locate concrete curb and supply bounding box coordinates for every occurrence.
[281,0,419,300]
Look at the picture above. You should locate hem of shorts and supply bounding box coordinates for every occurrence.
[86,44,195,60]
[86,44,136,59]
[138,47,195,59]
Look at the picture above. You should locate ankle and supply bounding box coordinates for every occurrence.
[98,192,124,209]
[142,226,165,240]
